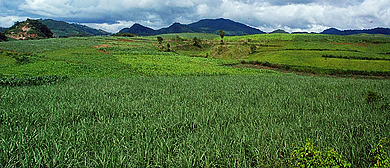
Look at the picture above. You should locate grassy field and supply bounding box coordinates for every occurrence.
[0,33,389,167]
[0,35,274,78]
[1,76,389,167]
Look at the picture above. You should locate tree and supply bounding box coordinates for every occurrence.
[219,30,225,44]
[157,36,163,44]
[193,37,202,48]
[167,43,171,52]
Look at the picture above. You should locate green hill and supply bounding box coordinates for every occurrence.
[38,19,111,37]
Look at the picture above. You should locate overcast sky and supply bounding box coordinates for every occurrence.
[1,0,389,33]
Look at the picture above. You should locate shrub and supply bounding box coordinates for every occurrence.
[290,139,351,167]
[366,90,380,103]
[250,44,257,54]
[12,54,30,64]
[371,138,390,168]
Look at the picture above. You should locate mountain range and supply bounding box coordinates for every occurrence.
[2,18,390,41]
[0,27,7,33]
[119,18,265,36]
[38,19,111,37]
[320,27,390,35]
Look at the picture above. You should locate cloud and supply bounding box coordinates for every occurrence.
[0,0,389,33]
[0,16,30,27]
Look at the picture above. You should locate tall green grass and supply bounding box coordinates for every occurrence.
[1,76,389,167]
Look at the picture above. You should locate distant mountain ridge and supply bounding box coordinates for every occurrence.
[119,23,156,36]
[119,18,265,36]
[0,27,7,33]
[38,19,111,37]
[321,27,390,35]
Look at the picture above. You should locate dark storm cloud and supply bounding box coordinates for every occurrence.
[0,0,389,33]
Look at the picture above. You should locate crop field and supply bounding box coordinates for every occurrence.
[0,33,389,167]
[226,34,390,75]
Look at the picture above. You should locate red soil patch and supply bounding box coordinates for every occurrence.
[117,39,134,42]
[93,44,111,54]
[93,44,111,48]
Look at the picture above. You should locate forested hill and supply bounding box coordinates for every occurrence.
[321,27,390,35]
[6,19,53,40]
[119,18,265,36]
[38,19,111,37]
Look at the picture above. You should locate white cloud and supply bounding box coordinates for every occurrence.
[165,0,194,8]
[0,16,30,27]
[196,4,209,16]
[83,20,134,33]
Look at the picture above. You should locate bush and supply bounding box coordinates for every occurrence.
[12,54,30,64]
[290,139,351,167]
[371,138,390,168]
[366,90,380,103]
[250,44,257,54]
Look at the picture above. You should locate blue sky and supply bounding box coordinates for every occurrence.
[1,0,389,33]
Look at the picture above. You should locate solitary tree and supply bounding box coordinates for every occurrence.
[167,43,171,52]
[193,37,202,48]
[218,30,225,44]
[157,36,163,44]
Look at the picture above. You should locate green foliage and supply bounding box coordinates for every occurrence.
[291,139,351,167]
[371,138,390,167]
[12,54,30,64]
[366,90,380,103]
